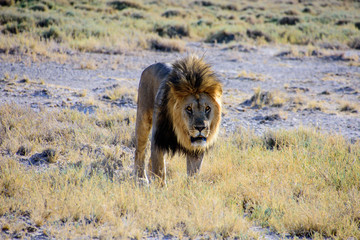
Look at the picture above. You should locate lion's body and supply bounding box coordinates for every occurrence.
[134,56,222,183]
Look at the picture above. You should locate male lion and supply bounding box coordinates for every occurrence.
[134,56,222,183]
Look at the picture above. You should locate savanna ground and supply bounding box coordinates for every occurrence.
[1,0,360,239]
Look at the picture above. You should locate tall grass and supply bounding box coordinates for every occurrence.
[0,104,359,239]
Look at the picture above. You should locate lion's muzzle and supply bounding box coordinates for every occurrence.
[189,125,209,147]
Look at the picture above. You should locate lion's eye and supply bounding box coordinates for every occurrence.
[186,106,192,113]
[205,106,211,113]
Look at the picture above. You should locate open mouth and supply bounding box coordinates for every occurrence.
[190,136,207,143]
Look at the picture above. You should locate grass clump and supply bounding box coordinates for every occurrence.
[339,101,359,113]
[108,1,144,11]
[147,37,185,52]
[348,37,360,50]
[237,70,268,81]
[155,23,190,39]
[246,29,272,42]
[103,85,137,102]
[42,27,63,41]
[205,29,239,44]
[29,4,48,12]
[243,87,286,109]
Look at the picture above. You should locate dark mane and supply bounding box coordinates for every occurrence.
[153,85,180,155]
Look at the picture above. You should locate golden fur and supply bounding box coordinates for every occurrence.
[134,56,222,183]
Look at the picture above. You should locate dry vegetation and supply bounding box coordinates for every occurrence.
[237,70,268,82]
[1,104,360,239]
[0,0,359,57]
[243,87,287,109]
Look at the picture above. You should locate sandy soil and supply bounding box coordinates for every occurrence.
[1,42,359,141]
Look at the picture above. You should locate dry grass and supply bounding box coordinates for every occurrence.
[77,89,88,97]
[245,87,287,109]
[1,104,360,239]
[80,60,97,70]
[103,85,137,102]
[0,0,359,57]
[147,36,186,52]
[338,101,359,114]
[306,100,326,112]
[237,70,268,81]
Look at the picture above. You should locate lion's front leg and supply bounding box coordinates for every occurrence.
[134,111,152,183]
[187,152,205,176]
[149,145,166,184]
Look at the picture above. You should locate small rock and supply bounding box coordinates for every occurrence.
[320,91,330,95]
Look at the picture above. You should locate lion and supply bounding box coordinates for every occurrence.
[134,56,222,183]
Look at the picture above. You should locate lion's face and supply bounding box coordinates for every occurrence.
[170,92,221,151]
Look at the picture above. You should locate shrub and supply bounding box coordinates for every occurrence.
[193,1,216,7]
[242,88,285,109]
[155,24,189,38]
[29,4,48,12]
[3,22,31,34]
[339,102,358,113]
[355,22,360,30]
[42,27,63,41]
[205,30,239,43]
[246,29,271,42]
[0,0,14,6]
[278,16,300,25]
[108,1,143,11]
[147,37,185,52]
[348,37,360,50]
[161,10,183,18]
[37,17,59,28]
[0,11,32,25]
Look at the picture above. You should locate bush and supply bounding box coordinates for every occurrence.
[205,30,238,43]
[37,17,58,28]
[246,29,271,42]
[0,11,32,25]
[155,24,189,38]
[355,22,360,30]
[3,22,31,34]
[278,16,300,25]
[42,27,62,41]
[162,10,183,18]
[0,0,14,6]
[29,4,48,12]
[348,37,360,50]
[108,1,143,11]
[148,37,185,52]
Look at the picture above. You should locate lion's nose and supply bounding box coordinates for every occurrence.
[195,126,205,132]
